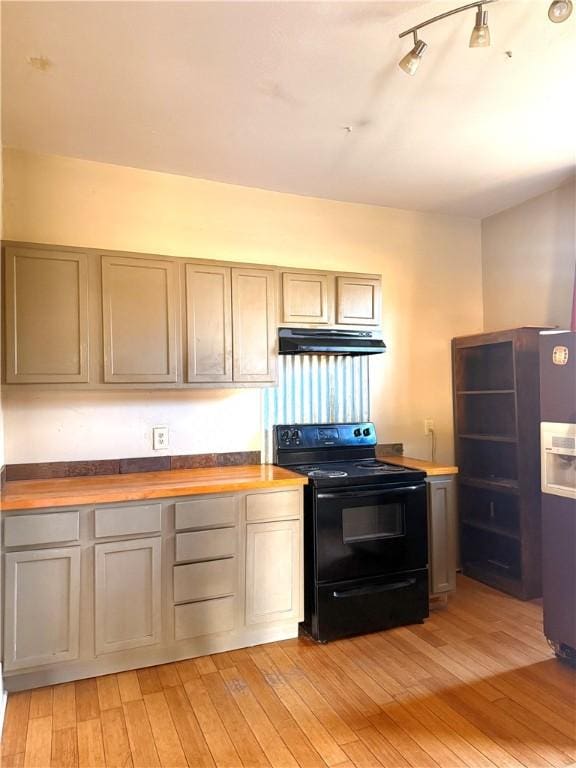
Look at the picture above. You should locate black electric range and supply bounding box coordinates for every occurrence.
[274,421,429,642]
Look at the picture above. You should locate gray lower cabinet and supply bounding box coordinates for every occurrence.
[427,476,457,596]
[245,519,302,625]
[94,537,162,654]
[4,547,81,671]
[1,485,304,690]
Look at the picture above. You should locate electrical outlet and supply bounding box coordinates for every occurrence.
[424,419,434,436]
[153,426,169,451]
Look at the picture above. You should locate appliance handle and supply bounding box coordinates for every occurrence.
[317,485,422,500]
[332,578,416,599]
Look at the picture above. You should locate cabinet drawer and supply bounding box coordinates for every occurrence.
[175,596,235,641]
[175,497,236,531]
[4,512,80,548]
[173,558,235,603]
[246,490,300,522]
[175,528,236,562]
[95,504,162,538]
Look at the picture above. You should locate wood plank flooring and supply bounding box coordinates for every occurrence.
[2,575,575,768]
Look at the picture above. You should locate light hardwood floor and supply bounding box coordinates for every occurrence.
[2,575,575,768]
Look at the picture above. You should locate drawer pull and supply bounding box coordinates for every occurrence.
[333,578,416,599]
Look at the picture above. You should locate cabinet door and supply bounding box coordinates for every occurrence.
[231,268,276,383]
[336,276,381,326]
[5,247,89,383]
[94,537,161,654]
[185,264,232,382]
[282,272,330,324]
[245,520,301,625]
[102,255,179,383]
[4,547,81,671]
[427,477,457,595]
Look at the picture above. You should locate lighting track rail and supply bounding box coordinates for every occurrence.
[398,0,573,75]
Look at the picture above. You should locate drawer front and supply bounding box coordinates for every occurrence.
[175,496,236,531]
[173,558,235,603]
[246,490,300,522]
[175,528,236,563]
[95,504,162,538]
[175,596,235,641]
[4,512,80,548]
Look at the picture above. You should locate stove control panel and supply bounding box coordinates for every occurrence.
[274,422,377,450]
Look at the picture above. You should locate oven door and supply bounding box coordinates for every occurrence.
[314,483,427,583]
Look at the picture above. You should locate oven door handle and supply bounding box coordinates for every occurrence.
[317,485,423,500]
[332,578,416,599]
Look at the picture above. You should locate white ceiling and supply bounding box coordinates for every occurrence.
[2,0,575,218]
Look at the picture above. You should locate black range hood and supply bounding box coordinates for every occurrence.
[279,327,386,356]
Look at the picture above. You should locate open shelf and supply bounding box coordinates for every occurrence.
[457,390,516,395]
[456,392,517,439]
[458,440,518,485]
[459,476,520,494]
[462,519,520,541]
[462,561,525,599]
[459,484,520,536]
[453,328,543,600]
[454,341,515,392]
[459,434,517,443]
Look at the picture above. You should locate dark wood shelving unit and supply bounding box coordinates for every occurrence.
[452,328,544,600]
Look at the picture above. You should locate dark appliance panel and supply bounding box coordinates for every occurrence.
[542,493,576,651]
[310,569,429,643]
[313,483,427,583]
[540,332,576,423]
[275,421,430,642]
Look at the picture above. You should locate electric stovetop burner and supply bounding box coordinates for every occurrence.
[308,469,349,478]
[354,460,409,473]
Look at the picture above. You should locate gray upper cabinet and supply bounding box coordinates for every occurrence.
[4,247,89,383]
[231,267,277,383]
[282,271,330,324]
[102,255,179,383]
[185,264,232,383]
[280,269,382,329]
[336,275,381,326]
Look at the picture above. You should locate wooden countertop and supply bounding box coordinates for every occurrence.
[0,465,308,512]
[378,454,458,476]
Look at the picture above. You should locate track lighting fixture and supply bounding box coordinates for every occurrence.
[398,34,428,75]
[548,0,573,22]
[469,7,491,47]
[398,0,496,76]
[398,0,571,76]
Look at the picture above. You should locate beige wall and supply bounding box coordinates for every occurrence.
[2,148,483,464]
[482,179,576,331]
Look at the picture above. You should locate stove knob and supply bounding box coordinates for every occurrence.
[291,429,300,440]
[363,427,371,436]
[353,428,362,437]
[280,430,290,441]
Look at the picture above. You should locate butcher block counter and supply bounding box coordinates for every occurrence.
[0,464,307,512]
[1,464,307,691]
[377,454,458,476]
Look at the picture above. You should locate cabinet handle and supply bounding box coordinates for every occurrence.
[489,501,495,519]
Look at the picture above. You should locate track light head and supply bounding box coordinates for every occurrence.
[548,0,573,22]
[398,38,428,76]
[469,7,491,47]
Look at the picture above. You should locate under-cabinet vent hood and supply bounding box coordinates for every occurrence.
[279,327,386,356]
